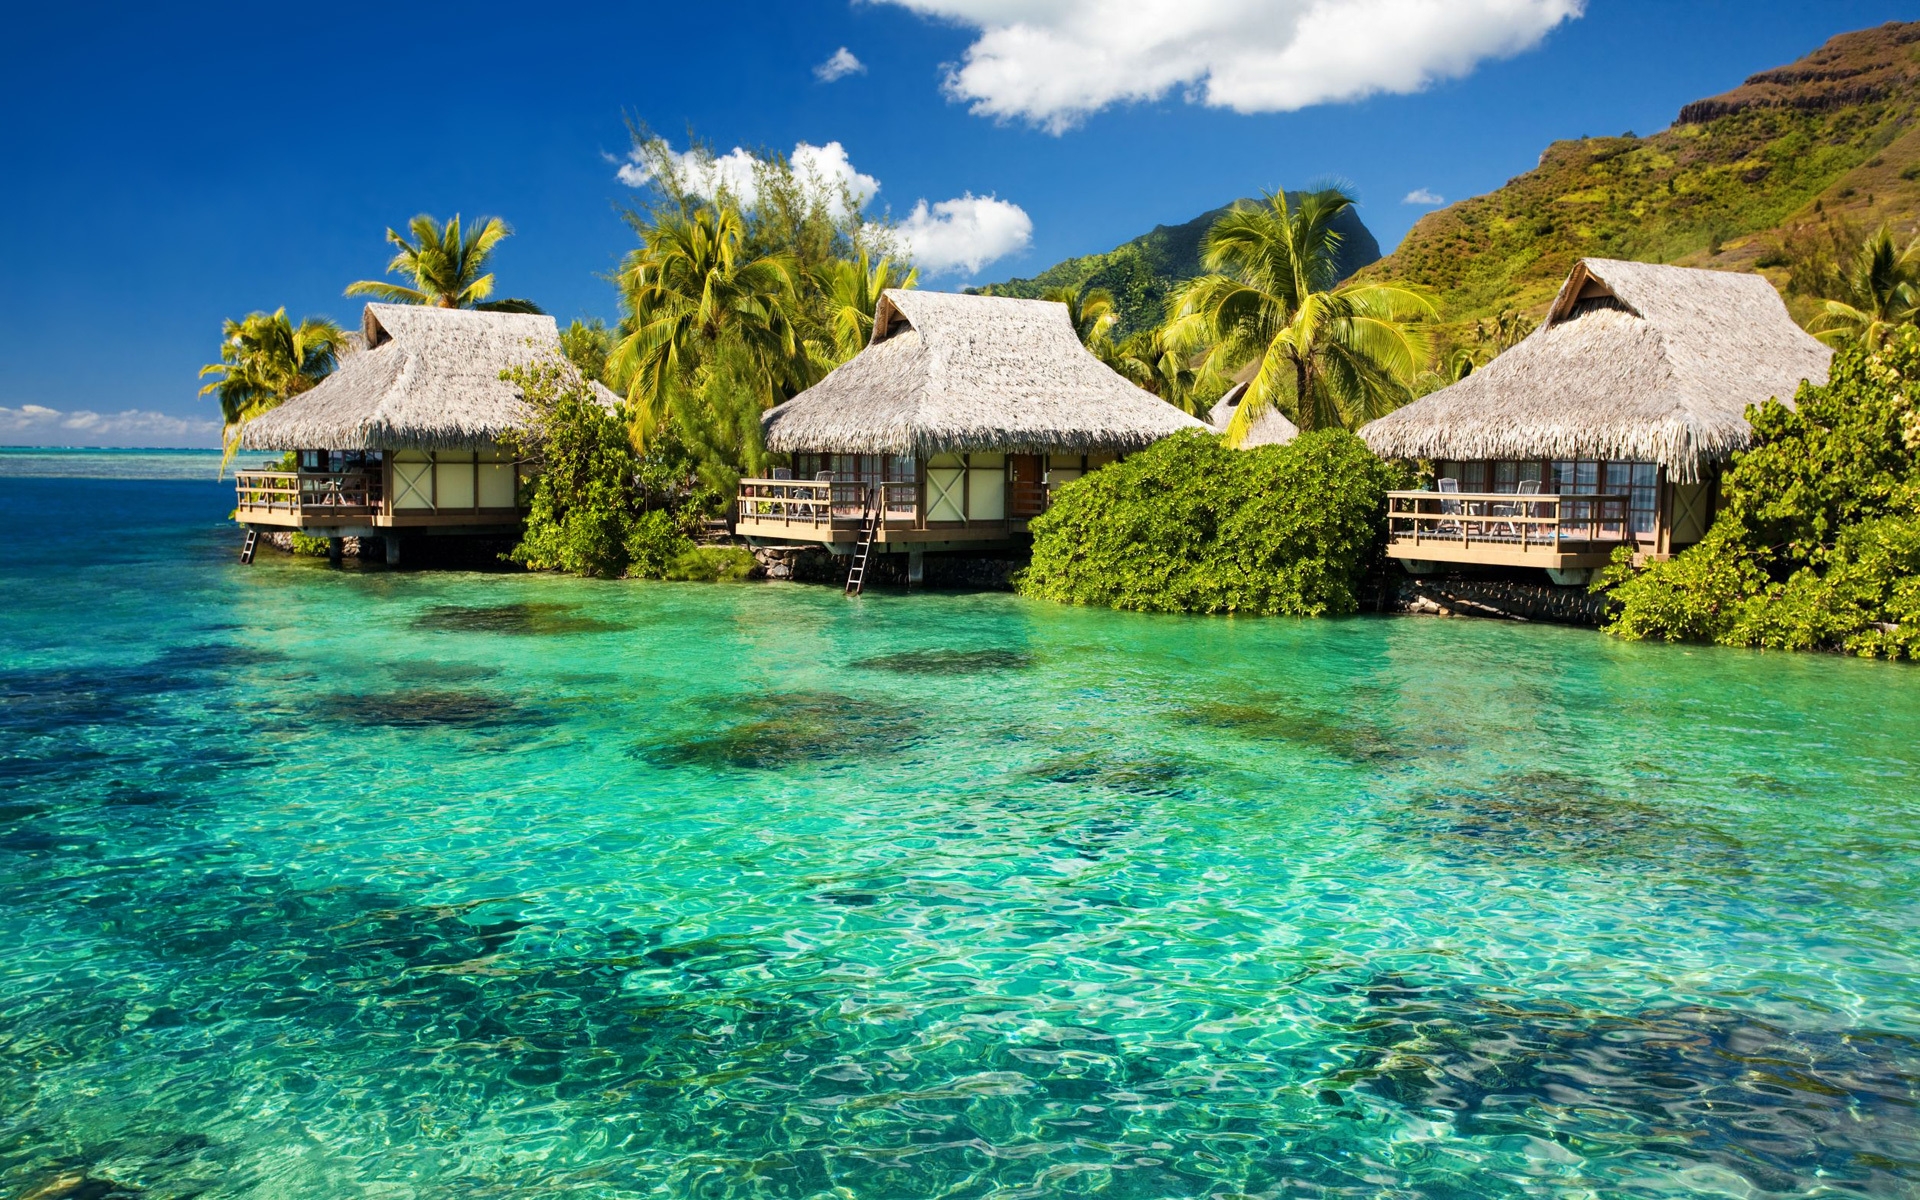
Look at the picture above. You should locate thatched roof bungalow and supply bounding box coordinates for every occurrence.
[1361,259,1832,577]
[1207,381,1300,448]
[233,304,609,558]
[742,290,1205,563]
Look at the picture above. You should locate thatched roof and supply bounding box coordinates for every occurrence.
[762,289,1206,456]
[1208,381,1300,448]
[1359,259,1832,481]
[240,304,614,451]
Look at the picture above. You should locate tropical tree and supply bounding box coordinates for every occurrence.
[1474,309,1530,355]
[818,249,917,362]
[346,213,540,311]
[609,203,808,442]
[1103,327,1203,415]
[198,309,346,470]
[1167,188,1435,440]
[1041,282,1118,350]
[1810,225,1920,349]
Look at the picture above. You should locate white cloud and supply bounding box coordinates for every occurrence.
[616,140,880,221]
[816,47,867,82]
[897,193,1033,275]
[1403,187,1446,205]
[0,403,220,448]
[614,140,1032,276]
[874,0,1585,132]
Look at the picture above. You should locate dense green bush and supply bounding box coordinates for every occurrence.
[664,546,759,582]
[1019,430,1412,616]
[1599,329,1920,657]
[499,362,718,579]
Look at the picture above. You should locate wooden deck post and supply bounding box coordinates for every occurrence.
[327,537,344,564]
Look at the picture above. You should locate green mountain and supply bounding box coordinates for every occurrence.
[973,196,1382,336]
[1361,20,1920,336]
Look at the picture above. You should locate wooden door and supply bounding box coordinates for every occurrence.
[1010,454,1045,517]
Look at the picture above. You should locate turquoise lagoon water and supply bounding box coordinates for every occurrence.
[1,465,1917,1199]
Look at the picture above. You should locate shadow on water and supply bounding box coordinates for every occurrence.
[312,689,545,730]
[383,660,502,684]
[1319,973,1920,1195]
[635,691,923,771]
[1023,751,1197,800]
[0,644,291,735]
[1397,768,1745,867]
[1171,696,1402,764]
[412,602,628,636]
[848,649,1034,675]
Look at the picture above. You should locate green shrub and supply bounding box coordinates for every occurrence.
[664,546,759,582]
[1019,429,1411,616]
[499,361,712,578]
[1599,329,1920,657]
[288,531,330,558]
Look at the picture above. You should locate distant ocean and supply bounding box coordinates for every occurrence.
[0,446,229,481]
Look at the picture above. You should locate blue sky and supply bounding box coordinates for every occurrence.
[0,0,1910,446]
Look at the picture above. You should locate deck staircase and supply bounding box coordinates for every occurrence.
[240,529,259,565]
[844,487,881,596]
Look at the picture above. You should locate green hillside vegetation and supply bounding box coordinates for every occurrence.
[974,196,1380,335]
[1363,21,1920,336]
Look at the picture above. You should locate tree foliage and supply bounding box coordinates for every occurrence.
[1167,188,1435,439]
[1598,330,1920,657]
[1020,430,1413,616]
[1809,224,1920,349]
[497,361,717,578]
[198,308,346,470]
[346,213,537,311]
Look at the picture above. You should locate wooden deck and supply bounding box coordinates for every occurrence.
[734,479,1037,547]
[234,470,520,532]
[1385,490,1633,569]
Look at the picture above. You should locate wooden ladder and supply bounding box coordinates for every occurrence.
[843,486,881,596]
[240,529,259,565]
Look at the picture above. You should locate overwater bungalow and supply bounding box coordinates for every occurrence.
[1361,259,1832,583]
[739,289,1206,582]
[1207,380,1300,447]
[232,304,613,563]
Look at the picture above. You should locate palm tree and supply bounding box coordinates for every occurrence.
[818,250,917,361]
[609,203,807,442]
[346,213,539,311]
[1167,188,1435,440]
[1041,282,1117,350]
[1474,309,1530,355]
[1103,327,1203,415]
[198,309,346,470]
[1810,225,1920,349]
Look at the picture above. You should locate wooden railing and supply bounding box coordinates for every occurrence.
[737,479,918,528]
[234,471,384,517]
[1387,490,1632,551]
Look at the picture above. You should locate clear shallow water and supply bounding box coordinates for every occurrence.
[2,472,1918,1200]
[0,447,226,480]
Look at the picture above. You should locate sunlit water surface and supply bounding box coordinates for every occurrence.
[1,467,1917,1199]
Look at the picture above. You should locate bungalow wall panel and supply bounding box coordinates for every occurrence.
[967,452,1005,521]
[1670,480,1713,545]
[436,453,476,510]
[478,452,516,509]
[393,453,433,511]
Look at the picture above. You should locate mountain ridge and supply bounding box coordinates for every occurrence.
[972,196,1381,336]
[1361,20,1920,338]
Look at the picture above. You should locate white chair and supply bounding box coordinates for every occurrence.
[1435,477,1463,535]
[1515,479,1542,541]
